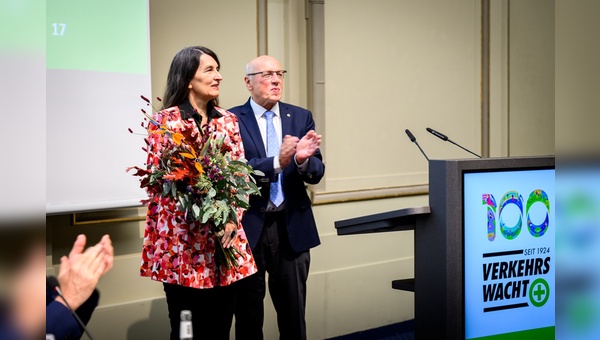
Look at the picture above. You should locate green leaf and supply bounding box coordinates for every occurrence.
[229,209,238,225]
[192,204,201,219]
[222,209,228,224]
[162,182,172,196]
[208,188,216,198]
[247,182,261,195]
[201,209,211,224]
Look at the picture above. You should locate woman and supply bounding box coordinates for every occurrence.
[139,46,257,339]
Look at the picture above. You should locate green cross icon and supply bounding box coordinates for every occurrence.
[529,278,550,307]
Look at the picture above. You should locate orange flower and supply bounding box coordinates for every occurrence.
[172,132,184,145]
[195,162,204,174]
[164,167,189,181]
[149,129,166,135]
[180,147,196,159]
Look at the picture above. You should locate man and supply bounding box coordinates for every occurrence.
[229,55,325,340]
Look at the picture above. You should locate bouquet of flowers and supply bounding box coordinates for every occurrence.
[128,95,262,269]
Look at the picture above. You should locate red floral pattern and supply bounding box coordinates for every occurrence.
[139,106,257,288]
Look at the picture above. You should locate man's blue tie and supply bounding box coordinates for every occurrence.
[265,111,284,207]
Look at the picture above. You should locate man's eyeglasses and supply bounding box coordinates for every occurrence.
[246,70,287,79]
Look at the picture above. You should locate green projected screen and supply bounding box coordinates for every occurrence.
[46,0,151,214]
[46,0,148,74]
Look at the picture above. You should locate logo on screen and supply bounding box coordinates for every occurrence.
[479,188,553,312]
[529,278,550,307]
[482,189,550,242]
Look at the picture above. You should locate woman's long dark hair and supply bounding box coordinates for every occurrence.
[161,46,220,109]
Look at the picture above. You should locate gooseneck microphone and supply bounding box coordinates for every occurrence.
[405,129,429,161]
[426,127,482,158]
[47,276,96,340]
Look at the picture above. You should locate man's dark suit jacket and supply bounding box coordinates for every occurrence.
[229,99,325,252]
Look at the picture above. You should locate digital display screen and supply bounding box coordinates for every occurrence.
[464,168,555,339]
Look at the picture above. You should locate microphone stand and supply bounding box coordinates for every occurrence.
[447,139,482,158]
[426,127,482,158]
[405,129,429,161]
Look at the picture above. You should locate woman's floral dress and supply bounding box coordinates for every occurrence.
[139,104,257,288]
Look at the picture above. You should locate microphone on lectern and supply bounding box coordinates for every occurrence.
[426,127,482,158]
[405,129,429,161]
[425,127,448,141]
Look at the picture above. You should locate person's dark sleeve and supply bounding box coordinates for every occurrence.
[73,289,100,327]
[46,300,81,340]
[46,282,99,340]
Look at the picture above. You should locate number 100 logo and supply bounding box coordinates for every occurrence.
[482,190,550,241]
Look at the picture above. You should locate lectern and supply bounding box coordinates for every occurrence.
[335,156,555,339]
